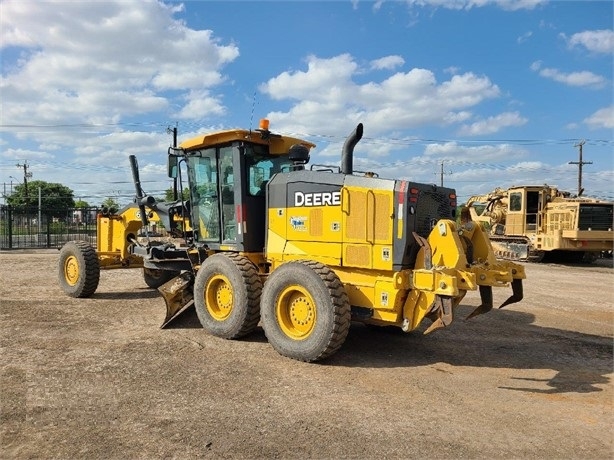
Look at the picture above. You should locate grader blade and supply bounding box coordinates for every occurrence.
[499,278,524,309]
[424,295,454,334]
[159,272,194,328]
[466,285,493,320]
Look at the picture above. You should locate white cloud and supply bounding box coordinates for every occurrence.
[0,0,238,128]
[530,61,606,89]
[583,106,614,130]
[458,111,528,135]
[404,0,546,11]
[0,147,54,160]
[422,142,526,161]
[564,29,614,54]
[261,54,358,101]
[517,31,533,44]
[174,91,226,120]
[261,54,501,143]
[370,55,405,70]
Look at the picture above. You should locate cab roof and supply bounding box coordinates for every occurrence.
[179,128,316,155]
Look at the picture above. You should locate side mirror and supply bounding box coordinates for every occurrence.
[289,144,310,164]
[167,147,183,178]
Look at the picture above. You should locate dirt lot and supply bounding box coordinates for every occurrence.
[1,250,613,459]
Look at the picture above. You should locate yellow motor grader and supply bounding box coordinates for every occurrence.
[58,120,525,362]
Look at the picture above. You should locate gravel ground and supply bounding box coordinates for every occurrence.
[1,250,612,459]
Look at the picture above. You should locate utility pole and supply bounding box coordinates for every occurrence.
[439,161,452,187]
[16,161,32,207]
[568,140,591,196]
[167,124,178,200]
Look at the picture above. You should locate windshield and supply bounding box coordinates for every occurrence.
[245,145,292,196]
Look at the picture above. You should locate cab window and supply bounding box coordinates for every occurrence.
[509,192,522,212]
[245,145,291,196]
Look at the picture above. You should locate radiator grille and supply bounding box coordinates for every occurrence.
[414,191,453,237]
[578,205,613,230]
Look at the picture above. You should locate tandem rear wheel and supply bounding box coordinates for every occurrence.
[260,260,351,363]
[193,253,262,339]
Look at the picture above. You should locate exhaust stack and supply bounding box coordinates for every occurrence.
[341,123,363,175]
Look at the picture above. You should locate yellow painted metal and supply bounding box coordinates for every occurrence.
[180,129,315,155]
[94,205,161,269]
[399,219,525,331]
[342,186,394,271]
[266,220,343,269]
[263,168,526,334]
[328,267,407,314]
[275,284,317,340]
[63,255,79,286]
[205,274,234,321]
[268,185,395,272]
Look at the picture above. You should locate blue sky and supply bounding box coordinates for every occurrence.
[1,0,612,205]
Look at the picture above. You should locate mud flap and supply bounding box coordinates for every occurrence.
[158,272,194,328]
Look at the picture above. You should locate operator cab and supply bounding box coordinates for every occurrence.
[168,120,315,253]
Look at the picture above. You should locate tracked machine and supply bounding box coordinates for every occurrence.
[59,120,526,362]
[465,185,613,263]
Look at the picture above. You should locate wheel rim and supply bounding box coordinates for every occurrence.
[276,285,316,340]
[64,255,80,286]
[205,274,234,321]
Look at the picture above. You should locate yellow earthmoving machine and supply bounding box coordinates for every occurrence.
[465,185,613,263]
[59,120,526,362]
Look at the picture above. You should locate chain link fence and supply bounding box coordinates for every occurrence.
[0,205,99,250]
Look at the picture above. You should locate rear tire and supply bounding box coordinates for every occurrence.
[193,253,262,339]
[261,260,350,362]
[58,241,100,298]
[143,268,180,288]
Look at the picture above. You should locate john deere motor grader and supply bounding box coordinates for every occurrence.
[59,120,525,362]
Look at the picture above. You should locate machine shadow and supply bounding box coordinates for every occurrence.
[164,305,201,329]
[326,305,613,395]
[166,307,270,343]
[147,296,613,395]
[93,289,161,300]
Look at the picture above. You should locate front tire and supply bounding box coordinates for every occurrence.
[261,260,350,362]
[58,241,100,297]
[193,253,262,339]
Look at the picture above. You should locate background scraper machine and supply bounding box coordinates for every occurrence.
[59,119,526,362]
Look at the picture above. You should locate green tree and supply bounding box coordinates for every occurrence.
[7,180,75,216]
[101,197,120,212]
[75,199,90,208]
[164,187,190,202]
